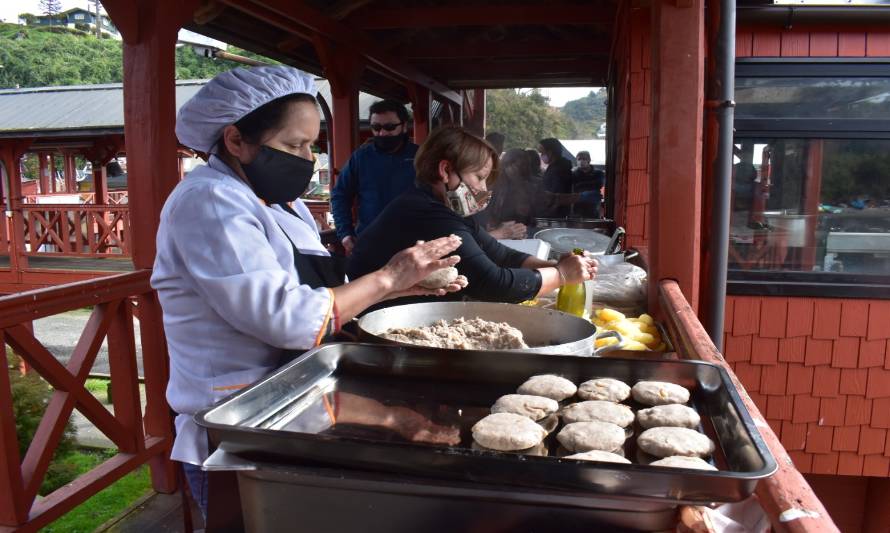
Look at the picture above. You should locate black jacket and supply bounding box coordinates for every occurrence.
[348,186,542,306]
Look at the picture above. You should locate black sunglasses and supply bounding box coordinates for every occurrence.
[370,122,404,132]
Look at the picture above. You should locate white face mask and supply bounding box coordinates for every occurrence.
[446,176,491,217]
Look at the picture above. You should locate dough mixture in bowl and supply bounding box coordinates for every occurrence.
[381,317,529,350]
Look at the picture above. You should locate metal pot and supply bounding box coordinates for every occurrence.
[357,301,621,356]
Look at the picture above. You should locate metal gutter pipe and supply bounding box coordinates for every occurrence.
[702,0,736,350]
[737,5,890,25]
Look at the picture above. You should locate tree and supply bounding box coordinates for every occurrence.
[561,88,607,138]
[39,0,63,22]
[485,89,577,150]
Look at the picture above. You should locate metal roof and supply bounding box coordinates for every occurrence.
[0,79,380,138]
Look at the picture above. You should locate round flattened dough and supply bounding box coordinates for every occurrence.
[517,375,577,401]
[564,450,631,464]
[561,400,634,428]
[472,441,548,457]
[637,427,715,458]
[472,413,548,451]
[649,456,718,471]
[491,394,559,421]
[631,381,690,406]
[556,421,626,453]
[577,378,631,402]
[637,404,701,429]
[418,267,459,289]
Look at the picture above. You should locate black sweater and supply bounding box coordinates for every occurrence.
[347,186,542,305]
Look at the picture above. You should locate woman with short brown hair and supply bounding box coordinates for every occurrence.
[348,126,597,307]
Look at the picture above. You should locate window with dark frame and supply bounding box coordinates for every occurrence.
[729,61,890,298]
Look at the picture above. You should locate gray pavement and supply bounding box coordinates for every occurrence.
[32,309,147,449]
[33,308,144,376]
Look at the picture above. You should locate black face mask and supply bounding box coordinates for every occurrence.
[241,145,315,204]
[373,132,408,153]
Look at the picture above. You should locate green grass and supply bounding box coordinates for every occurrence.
[40,449,152,533]
[84,378,109,400]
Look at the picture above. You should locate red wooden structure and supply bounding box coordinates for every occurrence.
[4,0,880,530]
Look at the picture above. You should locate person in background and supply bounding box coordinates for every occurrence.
[485,131,506,157]
[331,99,418,255]
[571,150,605,218]
[348,126,597,309]
[538,137,574,217]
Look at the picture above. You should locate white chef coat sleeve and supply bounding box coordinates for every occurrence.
[166,182,335,350]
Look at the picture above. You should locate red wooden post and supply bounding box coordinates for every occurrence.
[49,154,58,193]
[63,152,77,193]
[106,299,145,454]
[648,0,705,313]
[103,0,199,494]
[0,333,27,526]
[464,88,486,137]
[38,152,50,195]
[801,140,823,270]
[408,84,430,144]
[313,38,364,178]
[0,141,31,276]
[92,160,108,205]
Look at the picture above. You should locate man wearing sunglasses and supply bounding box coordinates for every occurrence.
[331,99,419,255]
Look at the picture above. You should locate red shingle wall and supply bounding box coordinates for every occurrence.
[612,7,650,249]
[726,26,890,479]
[725,296,890,477]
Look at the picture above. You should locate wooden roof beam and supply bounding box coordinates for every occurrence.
[218,0,461,105]
[352,5,613,29]
[399,38,611,59]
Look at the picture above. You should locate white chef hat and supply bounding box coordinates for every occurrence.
[176,65,318,153]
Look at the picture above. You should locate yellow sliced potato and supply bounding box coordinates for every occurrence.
[595,337,620,348]
[630,331,656,345]
[621,340,649,351]
[638,313,655,325]
[598,308,626,322]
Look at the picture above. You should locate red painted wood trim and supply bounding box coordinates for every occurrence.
[21,437,167,532]
[107,302,145,455]
[659,280,839,533]
[0,337,27,525]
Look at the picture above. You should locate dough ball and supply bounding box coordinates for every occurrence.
[637,427,714,458]
[649,456,718,471]
[631,381,690,406]
[636,404,701,430]
[472,413,548,451]
[564,450,631,464]
[418,267,459,289]
[556,421,626,453]
[491,394,559,421]
[577,378,631,402]
[561,400,634,428]
[472,441,548,457]
[517,375,577,401]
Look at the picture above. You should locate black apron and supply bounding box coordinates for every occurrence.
[277,203,348,365]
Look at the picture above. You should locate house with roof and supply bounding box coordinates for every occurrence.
[27,7,119,39]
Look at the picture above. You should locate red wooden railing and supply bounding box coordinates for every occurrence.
[659,280,838,533]
[20,205,130,257]
[0,271,175,531]
[22,192,129,206]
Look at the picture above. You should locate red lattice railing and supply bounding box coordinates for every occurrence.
[21,205,130,257]
[0,271,176,530]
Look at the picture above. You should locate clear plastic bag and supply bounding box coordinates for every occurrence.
[586,262,647,309]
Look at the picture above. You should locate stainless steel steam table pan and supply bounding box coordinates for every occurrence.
[196,342,776,504]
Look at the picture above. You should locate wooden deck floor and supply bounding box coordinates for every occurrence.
[98,491,204,533]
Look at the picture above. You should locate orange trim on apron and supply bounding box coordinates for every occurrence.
[313,288,335,346]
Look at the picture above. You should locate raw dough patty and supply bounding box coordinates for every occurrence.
[472,413,548,451]
[491,394,559,421]
[636,404,701,429]
[472,441,548,457]
[564,450,631,464]
[556,421,626,453]
[577,378,631,402]
[517,375,577,401]
[649,456,717,471]
[418,267,459,289]
[631,381,690,406]
[561,400,634,428]
[637,427,714,458]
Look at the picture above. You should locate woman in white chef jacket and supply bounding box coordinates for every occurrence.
[151,65,465,517]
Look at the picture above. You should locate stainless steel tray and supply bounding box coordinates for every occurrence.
[196,343,776,504]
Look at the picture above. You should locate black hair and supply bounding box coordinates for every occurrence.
[233,92,318,144]
[538,138,562,158]
[576,151,591,160]
[106,161,124,176]
[368,99,411,123]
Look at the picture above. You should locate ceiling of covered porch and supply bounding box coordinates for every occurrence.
[185,0,617,102]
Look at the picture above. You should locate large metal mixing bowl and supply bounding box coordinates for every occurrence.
[357,301,620,356]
